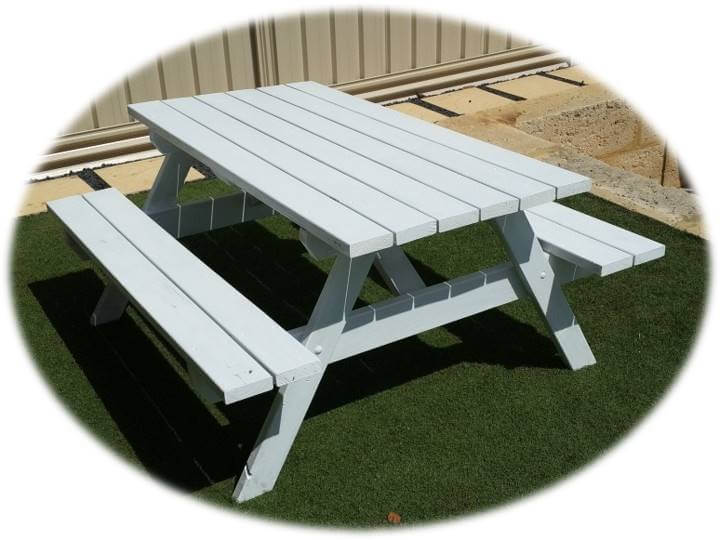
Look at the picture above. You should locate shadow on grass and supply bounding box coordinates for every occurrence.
[28,221,562,495]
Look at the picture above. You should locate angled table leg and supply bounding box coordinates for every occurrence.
[90,143,193,325]
[232,253,375,503]
[141,148,194,215]
[494,211,596,370]
[374,246,426,295]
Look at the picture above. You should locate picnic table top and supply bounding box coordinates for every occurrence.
[129,81,591,257]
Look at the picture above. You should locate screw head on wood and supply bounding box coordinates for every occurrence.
[540,271,547,279]
[313,345,323,355]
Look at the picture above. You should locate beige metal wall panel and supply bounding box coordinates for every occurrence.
[95,83,130,126]
[65,11,523,135]
[64,107,96,135]
[388,12,412,72]
[225,27,256,89]
[439,18,463,61]
[161,45,197,98]
[509,33,531,49]
[414,13,439,67]
[274,15,305,83]
[361,9,388,77]
[304,12,334,84]
[487,28,509,53]
[253,19,278,87]
[194,34,230,93]
[464,24,486,57]
[127,60,163,102]
[333,10,361,83]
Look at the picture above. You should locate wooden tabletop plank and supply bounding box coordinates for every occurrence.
[83,188,322,385]
[262,84,556,209]
[166,96,436,245]
[199,91,477,233]
[231,89,517,220]
[291,81,591,198]
[129,101,393,256]
[48,194,274,403]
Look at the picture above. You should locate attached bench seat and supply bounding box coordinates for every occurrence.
[48,188,321,405]
[526,202,665,277]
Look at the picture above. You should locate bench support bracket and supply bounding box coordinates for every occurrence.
[493,211,596,370]
[374,246,426,295]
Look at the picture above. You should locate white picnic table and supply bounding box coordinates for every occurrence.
[48,81,664,502]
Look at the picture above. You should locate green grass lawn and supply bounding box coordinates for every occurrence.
[11,179,708,527]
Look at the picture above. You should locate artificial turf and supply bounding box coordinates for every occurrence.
[11,179,708,527]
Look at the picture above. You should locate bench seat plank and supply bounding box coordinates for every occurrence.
[164,96,436,245]
[528,202,665,265]
[48,194,274,404]
[524,212,634,276]
[260,84,556,209]
[290,81,591,198]
[197,92,478,232]
[83,188,322,386]
[232,89,517,220]
[129,101,393,257]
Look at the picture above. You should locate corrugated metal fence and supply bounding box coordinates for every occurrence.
[65,10,528,135]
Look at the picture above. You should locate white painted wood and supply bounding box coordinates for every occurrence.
[47,194,274,403]
[186,360,224,403]
[526,212,633,277]
[142,150,193,220]
[54,81,668,505]
[288,255,598,363]
[299,232,428,295]
[495,211,596,370]
[148,192,273,238]
[233,254,374,502]
[219,192,275,226]
[83,188,322,386]
[529,202,665,265]
[299,253,376,359]
[231,89,516,220]
[92,146,195,324]
[164,96,435,245]
[200,91,477,232]
[263,84,555,209]
[299,228,336,260]
[90,283,129,326]
[290,81,591,198]
[176,198,214,237]
[129,101,393,257]
[296,264,510,362]
[374,246,426,295]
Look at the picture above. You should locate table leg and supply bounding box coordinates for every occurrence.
[90,147,193,325]
[494,212,596,370]
[374,246,426,295]
[142,149,194,215]
[232,253,374,502]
